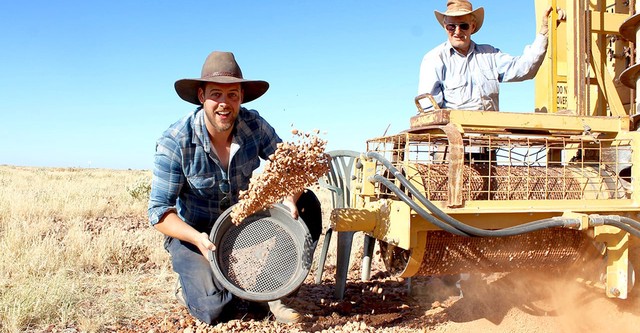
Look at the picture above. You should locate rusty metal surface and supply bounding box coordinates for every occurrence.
[410,229,590,276]
[439,124,464,207]
[620,62,640,89]
[619,12,640,42]
[410,110,451,128]
[414,93,442,113]
[408,110,630,134]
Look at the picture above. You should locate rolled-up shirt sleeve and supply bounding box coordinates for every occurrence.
[497,33,548,83]
[148,135,184,226]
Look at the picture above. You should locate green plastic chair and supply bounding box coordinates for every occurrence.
[314,150,376,299]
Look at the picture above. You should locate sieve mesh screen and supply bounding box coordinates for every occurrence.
[219,217,299,293]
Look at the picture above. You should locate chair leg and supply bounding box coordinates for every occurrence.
[360,235,375,281]
[334,231,355,299]
[314,228,333,284]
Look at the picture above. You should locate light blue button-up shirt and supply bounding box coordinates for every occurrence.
[418,34,548,111]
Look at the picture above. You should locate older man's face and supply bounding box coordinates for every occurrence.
[444,14,475,55]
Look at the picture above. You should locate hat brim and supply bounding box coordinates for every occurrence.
[175,77,269,105]
[434,7,484,34]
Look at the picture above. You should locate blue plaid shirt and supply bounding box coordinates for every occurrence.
[148,107,281,233]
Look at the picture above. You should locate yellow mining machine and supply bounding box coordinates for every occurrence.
[329,0,640,300]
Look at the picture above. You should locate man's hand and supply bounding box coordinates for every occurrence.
[154,212,216,257]
[195,232,216,257]
[539,6,553,36]
[540,6,567,36]
[282,195,300,220]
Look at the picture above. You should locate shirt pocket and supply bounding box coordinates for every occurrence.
[186,173,219,198]
[480,69,499,96]
[443,77,467,105]
[235,159,260,192]
[239,157,260,177]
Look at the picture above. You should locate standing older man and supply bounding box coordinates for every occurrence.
[418,0,555,111]
[148,51,322,324]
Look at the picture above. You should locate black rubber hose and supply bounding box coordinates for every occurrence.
[366,152,474,227]
[589,215,640,238]
[617,216,640,231]
[603,220,640,238]
[366,152,580,237]
[372,174,578,237]
[371,174,470,236]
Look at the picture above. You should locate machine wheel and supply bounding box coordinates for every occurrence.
[378,240,411,276]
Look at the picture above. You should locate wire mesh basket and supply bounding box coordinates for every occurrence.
[366,132,631,206]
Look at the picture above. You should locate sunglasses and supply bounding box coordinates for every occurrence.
[219,178,231,211]
[445,23,471,32]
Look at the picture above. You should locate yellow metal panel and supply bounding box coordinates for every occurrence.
[399,231,427,278]
[589,10,628,34]
[567,0,578,114]
[331,200,415,250]
[330,207,378,233]
[357,158,377,206]
[535,0,633,117]
[537,0,564,113]
[590,38,626,116]
[440,110,629,133]
[593,225,630,298]
[384,200,412,249]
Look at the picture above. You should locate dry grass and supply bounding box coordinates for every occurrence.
[0,165,340,332]
[0,166,174,332]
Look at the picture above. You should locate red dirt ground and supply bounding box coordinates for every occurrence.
[115,246,640,333]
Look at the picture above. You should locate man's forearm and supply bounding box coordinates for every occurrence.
[154,211,202,245]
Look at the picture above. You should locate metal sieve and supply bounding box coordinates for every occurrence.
[208,204,314,302]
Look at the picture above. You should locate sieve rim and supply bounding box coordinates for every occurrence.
[208,203,313,302]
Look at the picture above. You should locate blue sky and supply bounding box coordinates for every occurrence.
[0,1,541,170]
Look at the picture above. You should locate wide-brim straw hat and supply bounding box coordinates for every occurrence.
[175,51,269,105]
[434,0,484,34]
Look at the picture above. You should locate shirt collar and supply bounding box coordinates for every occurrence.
[445,40,477,57]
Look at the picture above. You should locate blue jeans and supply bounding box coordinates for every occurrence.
[166,237,232,324]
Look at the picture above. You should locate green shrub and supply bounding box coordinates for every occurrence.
[126,177,151,200]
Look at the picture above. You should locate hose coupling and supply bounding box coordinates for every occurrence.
[588,214,606,226]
